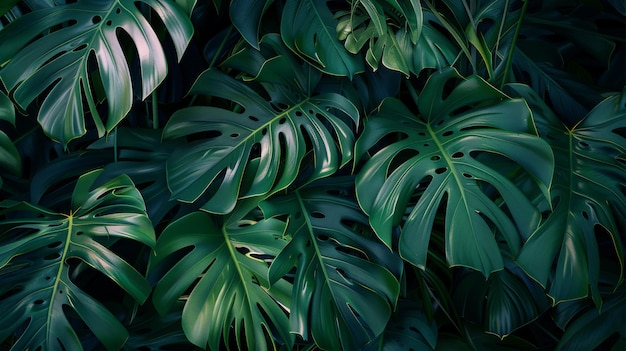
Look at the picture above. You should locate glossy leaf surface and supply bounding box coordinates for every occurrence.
[150,211,293,350]
[281,0,363,77]
[163,69,358,214]
[355,68,554,276]
[513,85,626,304]
[0,170,155,350]
[0,0,193,145]
[266,178,402,350]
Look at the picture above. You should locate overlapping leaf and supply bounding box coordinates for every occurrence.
[163,69,358,214]
[150,211,293,351]
[355,68,554,276]
[281,0,363,77]
[339,7,456,76]
[0,0,193,145]
[0,170,155,350]
[0,91,19,189]
[512,84,626,304]
[454,261,551,338]
[265,177,402,350]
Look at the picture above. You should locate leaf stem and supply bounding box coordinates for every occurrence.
[499,0,528,89]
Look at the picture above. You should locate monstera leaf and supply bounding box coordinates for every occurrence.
[339,7,456,76]
[364,300,437,351]
[281,0,363,77]
[454,260,551,338]
[0,0,193,145]
[0,170,155,350]
[512,85,626,304]
[265,177,402,350]
[355,68,554,276]
[0,91,20,189]
[150,211,293,351]
[163,69,358,214]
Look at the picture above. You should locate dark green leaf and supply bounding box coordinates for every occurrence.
[0,0,193,145]
[150,211,293,350]
[266,177,402,350]
[512,84,626,304]
[281,0,364,77]
[355,68,553,276]
[0,170,155,350]
[230,0,272,48]
[163,69,358,214]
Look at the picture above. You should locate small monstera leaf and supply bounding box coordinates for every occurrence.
[0,0,193,145]
[0,170,156,350]
[150,211,293,351]
[355,68,554,276]
[266,177,402,350]
[512,85,626,304]
[163,69,358,214]
[454,260,551,338]
[281,0,364,77]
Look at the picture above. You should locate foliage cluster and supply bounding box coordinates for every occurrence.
[0,0,625,350]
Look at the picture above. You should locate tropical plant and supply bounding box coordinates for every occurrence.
[0,0,624,350]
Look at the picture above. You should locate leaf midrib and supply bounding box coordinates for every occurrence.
[46,212,73,342]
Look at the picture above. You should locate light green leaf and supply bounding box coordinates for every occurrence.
[150,211,293,351]
[355,68,554,277]
[0,0,193,145]
[512,85,626,304]
[281,0,364,77]
[266,177,402,350]
[0,170,155,350]
[163,69,358,214]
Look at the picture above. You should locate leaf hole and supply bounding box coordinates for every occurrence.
[236,246,250,255]
[115,8,121,14]
[261,128,267,135]
[452,152,464,158]
[186,130,222,142]
[423,143,430,147]
[76,231,83,236]
[48,241,62,248]
[305,240,311,247]
[311,211,326,219]
[34,299,44,305]
[463,172,472,178]
[295,111,303,117]
[582,211,589,219]
[418,132,426,136]
[308,109,314,114]
[44,253,60,260]
[249,115,259,122]
[106,20,112,26]
[278,117,286,124]
[442,130,453,137]
[230,133,239,138]
[317,234,329,241]
[72,44,88,52]
[91,16,101,24]
[579,141,589,148]
[430,155,441,161]
[435,167,447,174]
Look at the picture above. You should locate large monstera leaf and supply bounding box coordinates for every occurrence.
[265,177,402,350]
[0,170,155,350]
[281,0,363,77]
[0,0,193,145]
[163,69,359,214]
[355,68,554,276]
[0,91,20,189]
[150,211,293,351]
[512,85,626,304]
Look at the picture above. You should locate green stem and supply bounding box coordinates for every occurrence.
[499,0,528,89]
